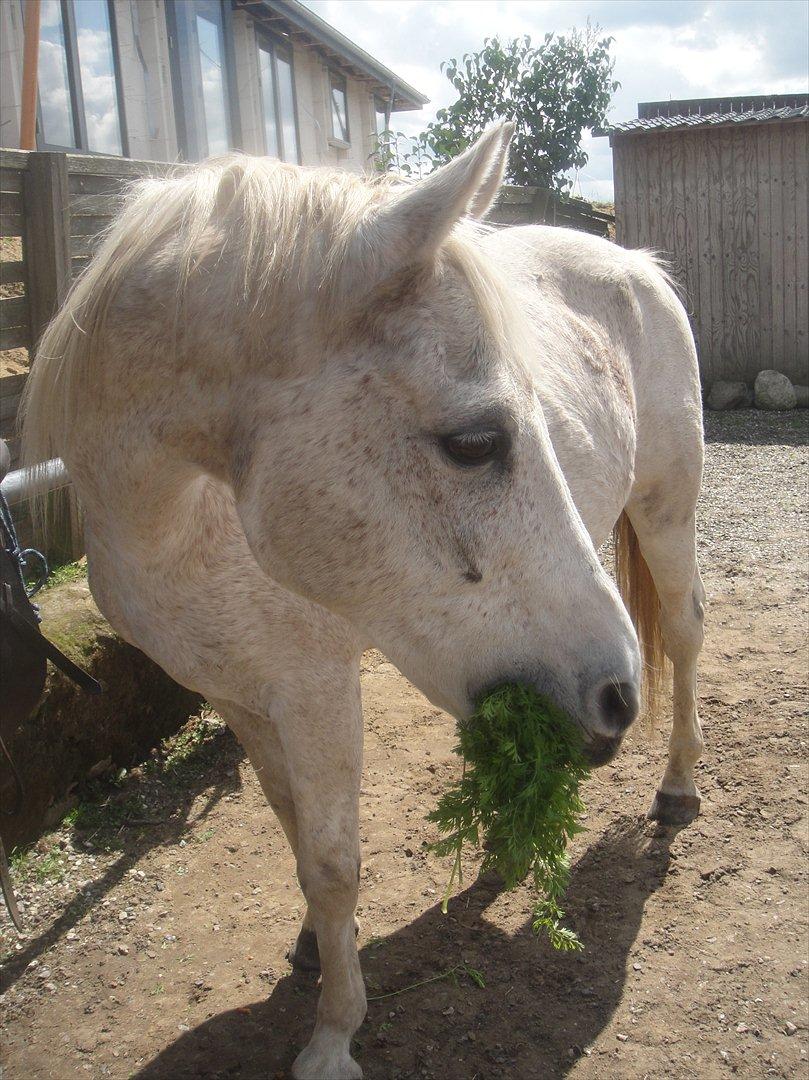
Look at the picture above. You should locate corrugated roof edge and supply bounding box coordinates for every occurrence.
[595,102,809,140]
[638,93,808,119]
[250,0,429,111]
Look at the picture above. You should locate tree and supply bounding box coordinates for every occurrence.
[417,26,618,192]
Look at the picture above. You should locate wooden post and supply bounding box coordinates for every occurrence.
[25,152,71,351]
[531,188,550,226]
[20,0,41,151]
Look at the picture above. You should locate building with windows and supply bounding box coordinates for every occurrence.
[0,0,427,171]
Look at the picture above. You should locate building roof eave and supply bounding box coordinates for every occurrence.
[238,0,429,112]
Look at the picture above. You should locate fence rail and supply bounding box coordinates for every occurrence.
[1,457,70,507]
[489,184,614,236]
[0,149,191,468]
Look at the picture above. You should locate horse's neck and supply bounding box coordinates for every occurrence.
[521,305,637,547]
[71,367,235,567]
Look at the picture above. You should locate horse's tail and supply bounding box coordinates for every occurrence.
[613,511,667,726]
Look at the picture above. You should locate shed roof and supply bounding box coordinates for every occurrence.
[233,0,428,112]
[602,94,809,141]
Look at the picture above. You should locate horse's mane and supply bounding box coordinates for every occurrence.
[22,154,533,481]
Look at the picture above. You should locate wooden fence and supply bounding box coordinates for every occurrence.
[0,149,189,467]
[612,121,808,386]
[489,184,614,236]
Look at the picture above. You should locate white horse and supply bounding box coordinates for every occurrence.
[22,124,705,1079]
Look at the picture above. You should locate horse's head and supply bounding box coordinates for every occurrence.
[233,125,641,762]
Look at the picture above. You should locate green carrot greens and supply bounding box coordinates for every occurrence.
[427,683,590,951]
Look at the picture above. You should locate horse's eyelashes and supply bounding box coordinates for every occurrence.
[441,430,507,467]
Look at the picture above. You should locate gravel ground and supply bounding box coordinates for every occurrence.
[0,408,807,1080]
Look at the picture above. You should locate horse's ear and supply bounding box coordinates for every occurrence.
[214,160,248,217]
[358,122,514,278]
[468,123,514,218]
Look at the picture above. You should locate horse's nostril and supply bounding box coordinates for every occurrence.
[596,680,638,734]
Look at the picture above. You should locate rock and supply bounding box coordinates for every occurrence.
[707,381,751,410]
[754,370,797,410]
[794,384,809,408]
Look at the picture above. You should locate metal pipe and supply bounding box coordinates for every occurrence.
[20,0,42,151]
[1,459,70,506]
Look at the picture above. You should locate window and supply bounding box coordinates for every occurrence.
[166,0,241,160]
[257,35,299,163]
[37,0,126,154]
[374,97,390,139]
[329,71,349,144]
[193,1,229,155]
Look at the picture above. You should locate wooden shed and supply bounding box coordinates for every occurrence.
[606,95,808,387]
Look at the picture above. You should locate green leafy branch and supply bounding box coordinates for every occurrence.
[428,684,590,951]
[415,24,619,192]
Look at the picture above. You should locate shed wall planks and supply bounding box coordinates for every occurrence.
[612,120,809,385]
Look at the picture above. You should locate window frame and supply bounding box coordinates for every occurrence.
[372,94,391,161]
[328,69,350,147]
[165,0,242,161]
[374,96,390,138]
[255,29,301,165]
[36,0,129,156]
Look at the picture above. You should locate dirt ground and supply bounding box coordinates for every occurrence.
[1,410,807,1079]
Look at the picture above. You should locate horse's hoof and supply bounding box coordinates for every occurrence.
[287,927,321,974]
[647,789,701,826]
[292,1042,362,1080]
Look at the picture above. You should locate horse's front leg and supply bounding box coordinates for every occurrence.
[221,663,366,1080]
[625,504,705,826]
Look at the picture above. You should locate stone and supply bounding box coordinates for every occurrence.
[707,381,751,410]
[754,370,797,410]
[794,384,809,408]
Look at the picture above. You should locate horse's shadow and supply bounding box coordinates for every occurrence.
[0,725,243,992]
[135,814,677,1079]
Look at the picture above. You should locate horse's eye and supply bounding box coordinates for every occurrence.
[441,430,505,467]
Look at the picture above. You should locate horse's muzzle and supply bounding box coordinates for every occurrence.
[581,733,623,767]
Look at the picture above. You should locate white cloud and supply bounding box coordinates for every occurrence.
[303,0,808,200]
[40,0,63,31]
[77,27,123,154]
[38,28,74,146]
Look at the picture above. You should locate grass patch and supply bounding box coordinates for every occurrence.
[43,560,87,590]
[10,844,65,885]
[34,848,66,883]
[161,719,220,780]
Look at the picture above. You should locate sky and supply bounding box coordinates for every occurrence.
[302,0,809,200]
